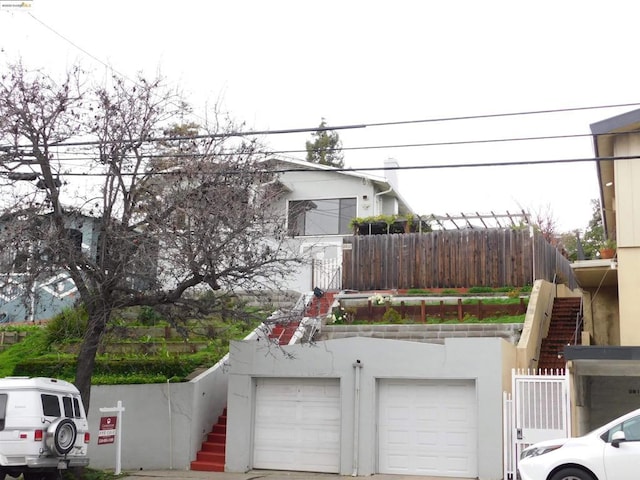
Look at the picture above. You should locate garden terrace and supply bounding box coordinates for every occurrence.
[332,292,528,324]
[343,297,527,323]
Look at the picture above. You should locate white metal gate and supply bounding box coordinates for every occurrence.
[503,369,571,480]
[312,258,341,291]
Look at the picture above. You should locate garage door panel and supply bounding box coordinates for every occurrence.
[379,379,477,478]
[254,378,340,473]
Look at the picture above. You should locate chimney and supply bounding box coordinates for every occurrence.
[383,158,400,192]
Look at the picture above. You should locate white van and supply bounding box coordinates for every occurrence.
[0,377,90,480]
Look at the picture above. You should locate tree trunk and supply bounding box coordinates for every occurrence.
[75,308,110,413]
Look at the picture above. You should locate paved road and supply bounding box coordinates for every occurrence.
[121,470,468,480]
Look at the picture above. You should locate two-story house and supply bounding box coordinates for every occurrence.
[269,156,415,293]
[567,108,640,433]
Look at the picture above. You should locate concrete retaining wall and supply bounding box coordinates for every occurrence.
[320,322,523,344]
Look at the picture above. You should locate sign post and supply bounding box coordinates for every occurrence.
[99,401,125,475]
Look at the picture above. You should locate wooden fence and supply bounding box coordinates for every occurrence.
[342,229,577,290]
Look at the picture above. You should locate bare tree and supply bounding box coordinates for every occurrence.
[531,204,558,245]
[0,63,298,411]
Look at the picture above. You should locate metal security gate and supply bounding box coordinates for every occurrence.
[312,259,341,291]
[503,369,571,480]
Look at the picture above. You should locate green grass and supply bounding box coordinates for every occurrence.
[426,314,525,324]
[460,297,527,305]
[0,327,49,378]
[0,307,264,385]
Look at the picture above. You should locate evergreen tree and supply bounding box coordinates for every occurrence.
[305,118,344,168]
[582,199,605,259]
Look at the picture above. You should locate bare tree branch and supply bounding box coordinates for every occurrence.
[0,64,300,411]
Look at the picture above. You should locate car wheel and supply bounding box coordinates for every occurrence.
[46,417,77,455]
[550,467,596,480]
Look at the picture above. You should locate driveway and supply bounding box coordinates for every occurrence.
[121,470,469,480]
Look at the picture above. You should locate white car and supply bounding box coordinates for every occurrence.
[519,407,640,480]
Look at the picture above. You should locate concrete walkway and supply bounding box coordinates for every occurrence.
[121,470,469,480]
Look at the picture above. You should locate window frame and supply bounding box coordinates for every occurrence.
[287,197,357,236]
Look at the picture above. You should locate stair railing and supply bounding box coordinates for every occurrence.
[543,274,558,338]
[572,296,584,345]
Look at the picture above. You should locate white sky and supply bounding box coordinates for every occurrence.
[1,0,639,232]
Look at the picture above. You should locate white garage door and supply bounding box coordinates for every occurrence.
[378,379,478,478]
[253,378,340,473]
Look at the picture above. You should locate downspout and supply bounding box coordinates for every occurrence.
[167,379,173,469]
[374,187,393,216]
[352,360,363,476]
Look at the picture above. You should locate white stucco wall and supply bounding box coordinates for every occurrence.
[277,170,378,217]
[226,336,514,480]
[87,356,230,471]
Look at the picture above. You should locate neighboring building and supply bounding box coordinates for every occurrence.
[268,157,415,293]
[0,212,99,322]
[567,108,640,432]
[0,210,157,322]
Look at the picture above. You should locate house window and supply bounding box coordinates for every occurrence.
[288,198,356,236]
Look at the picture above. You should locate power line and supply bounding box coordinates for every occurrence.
[27,154,637,178]
[3,100,640,153]
[364,102,640,128]
[14,128,638,164]
[11,12,640,153]
[28,13,125,80]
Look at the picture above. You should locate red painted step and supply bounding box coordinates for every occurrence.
[537,297,582,371]
[268,322,300,345]
[190,409,227,472]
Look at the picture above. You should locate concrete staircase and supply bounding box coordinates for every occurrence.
[190,408,227,472]
[305,290,337,318]
[268,321,300,344]
[537,297,582,371]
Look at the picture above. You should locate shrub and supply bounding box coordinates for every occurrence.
[468,286,494,294]
[407,288,431,295]
[382,308,403,324]
[137,306,164,326]
[45,306,88,346]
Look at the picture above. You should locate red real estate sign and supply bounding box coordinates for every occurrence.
[98,416,117,445]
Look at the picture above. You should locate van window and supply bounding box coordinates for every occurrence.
[73,397,81,418]
[0,394,7,430]
[41,394,61,417]
[62,397,73,418]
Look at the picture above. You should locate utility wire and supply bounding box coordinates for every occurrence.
[38,101,640,149]
[32,154,638,178]
[4,17,640,152]
[28,13,124,80]
[364,102,640,128]
[13,128,639,164]
[11,12,640,152]
[3,101,640,153]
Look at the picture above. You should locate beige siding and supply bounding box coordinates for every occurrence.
[617,247,640,345]
[614,134,640,247]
